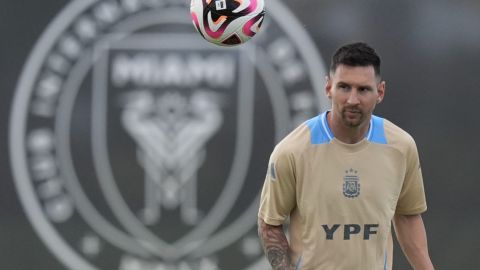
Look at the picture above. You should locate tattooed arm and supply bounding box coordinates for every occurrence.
[258,218,296,270]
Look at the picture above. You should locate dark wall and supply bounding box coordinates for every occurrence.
[1,0,479,269]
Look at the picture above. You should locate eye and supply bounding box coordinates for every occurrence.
[359,87,372,93]
[338,84,349,91]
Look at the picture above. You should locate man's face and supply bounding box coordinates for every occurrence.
[326,64,385,128]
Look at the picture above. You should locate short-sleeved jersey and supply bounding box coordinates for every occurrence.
[258,111,427,270]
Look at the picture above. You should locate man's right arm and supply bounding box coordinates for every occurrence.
[258,218,296,270]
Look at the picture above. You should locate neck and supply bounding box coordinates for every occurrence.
[327,111,370,144]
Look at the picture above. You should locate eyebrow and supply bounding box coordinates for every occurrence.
[336,81,374,90]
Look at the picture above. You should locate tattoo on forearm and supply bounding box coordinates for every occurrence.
[258,219,294,270]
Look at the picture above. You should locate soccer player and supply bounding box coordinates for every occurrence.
[258,42,434,270]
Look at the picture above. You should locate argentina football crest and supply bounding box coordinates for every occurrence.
[343,169,360,198]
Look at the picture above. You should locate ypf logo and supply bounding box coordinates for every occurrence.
[10,0,328,269]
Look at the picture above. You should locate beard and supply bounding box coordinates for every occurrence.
[341,108,365,127]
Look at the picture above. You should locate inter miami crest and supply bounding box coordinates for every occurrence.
[343,169,360,198]
[10,0,328,269]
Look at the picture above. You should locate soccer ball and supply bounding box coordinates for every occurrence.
[190,0,265,46]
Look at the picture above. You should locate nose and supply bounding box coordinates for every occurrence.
[346,90,360,105]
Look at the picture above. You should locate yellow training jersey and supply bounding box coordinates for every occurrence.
[258,111,427,270]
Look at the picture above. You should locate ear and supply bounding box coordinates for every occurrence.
[325,76,332,99]
[376,81,386,104]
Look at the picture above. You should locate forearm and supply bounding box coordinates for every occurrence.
[258,218,295,270]
[393,214,434,270]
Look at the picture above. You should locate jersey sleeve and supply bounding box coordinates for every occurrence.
[258,145,297,226]
[395,138,427,215]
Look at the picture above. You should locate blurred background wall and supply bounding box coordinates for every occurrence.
[1,0,479,269]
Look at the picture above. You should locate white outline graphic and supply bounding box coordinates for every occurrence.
[10,0,328,269]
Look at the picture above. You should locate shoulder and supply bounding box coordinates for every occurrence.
[273,121,311,157]
[381,117,419,156]
[272,115,322,159]
[383,118,415,144]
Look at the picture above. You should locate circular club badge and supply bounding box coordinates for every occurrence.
[10,0,328,269]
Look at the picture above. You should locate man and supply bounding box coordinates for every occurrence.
[258,42,434,270]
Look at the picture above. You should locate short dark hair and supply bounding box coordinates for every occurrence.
[330,42,381,77]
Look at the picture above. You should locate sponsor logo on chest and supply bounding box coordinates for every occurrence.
[322,224,379,240]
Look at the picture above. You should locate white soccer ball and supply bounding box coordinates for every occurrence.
[190,0,265,46]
